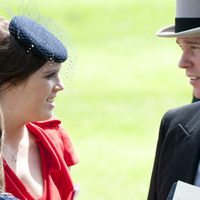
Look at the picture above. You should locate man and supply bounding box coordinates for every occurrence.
[158,0,200,103]
[148,0,200,199]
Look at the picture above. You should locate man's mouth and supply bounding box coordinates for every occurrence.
[188,76,200,81]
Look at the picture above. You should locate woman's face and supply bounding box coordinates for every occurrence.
[0,62,64,122]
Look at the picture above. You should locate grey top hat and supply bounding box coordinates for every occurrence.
[157,0,200,37]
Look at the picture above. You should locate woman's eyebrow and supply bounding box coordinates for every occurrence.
[41,68,59,75]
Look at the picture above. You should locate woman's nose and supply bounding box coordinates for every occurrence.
[54,81,64,92]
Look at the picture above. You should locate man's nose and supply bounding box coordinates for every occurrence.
[178,51,192,69]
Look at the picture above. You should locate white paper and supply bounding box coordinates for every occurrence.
[172,180,200,200]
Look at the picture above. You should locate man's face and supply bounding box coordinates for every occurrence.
[177,36,200,98]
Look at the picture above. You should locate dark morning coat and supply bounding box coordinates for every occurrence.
[147,101,200,200]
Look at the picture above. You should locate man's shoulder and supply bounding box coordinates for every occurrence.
[166,101,200,116]
[163,101,200,126]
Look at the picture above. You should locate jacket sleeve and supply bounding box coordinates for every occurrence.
[147,113,168,200]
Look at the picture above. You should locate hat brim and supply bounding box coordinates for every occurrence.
[156,25,200,37]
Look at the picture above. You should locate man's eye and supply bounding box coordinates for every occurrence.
[178,45,183,50]
[191,46,200,50]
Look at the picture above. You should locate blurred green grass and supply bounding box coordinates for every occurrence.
[3,0,192,199]
[44,1,191,199]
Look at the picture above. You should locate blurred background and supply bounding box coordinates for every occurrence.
[1,0,193,199]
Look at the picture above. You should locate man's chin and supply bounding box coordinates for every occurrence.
[193,88,200,99]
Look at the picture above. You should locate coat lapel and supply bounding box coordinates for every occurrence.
[173,118,200,184]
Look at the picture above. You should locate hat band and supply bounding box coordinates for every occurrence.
[175,18,200,33]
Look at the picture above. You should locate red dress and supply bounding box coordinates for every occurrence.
[3,119,79,200]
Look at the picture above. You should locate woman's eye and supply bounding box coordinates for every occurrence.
[45,72,56,79]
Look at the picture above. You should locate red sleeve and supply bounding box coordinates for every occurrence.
[32,119,79,166]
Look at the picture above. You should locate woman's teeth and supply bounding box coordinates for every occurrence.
[47,98,54,103]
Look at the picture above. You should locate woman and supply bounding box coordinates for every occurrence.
[0,15,79,200]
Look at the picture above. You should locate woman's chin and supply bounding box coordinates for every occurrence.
[32,112,53,122]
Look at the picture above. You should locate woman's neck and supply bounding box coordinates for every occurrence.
[3,122,28,148]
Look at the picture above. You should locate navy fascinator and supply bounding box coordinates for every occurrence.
[9,15,68,62]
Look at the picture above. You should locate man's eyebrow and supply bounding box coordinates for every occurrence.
[176,40,200,45]
[186,41,200,45]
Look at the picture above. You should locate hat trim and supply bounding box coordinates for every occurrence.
[156,25,200,37]
[175,18,200,33]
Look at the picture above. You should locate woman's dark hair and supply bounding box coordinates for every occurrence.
[0,17,47,93]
